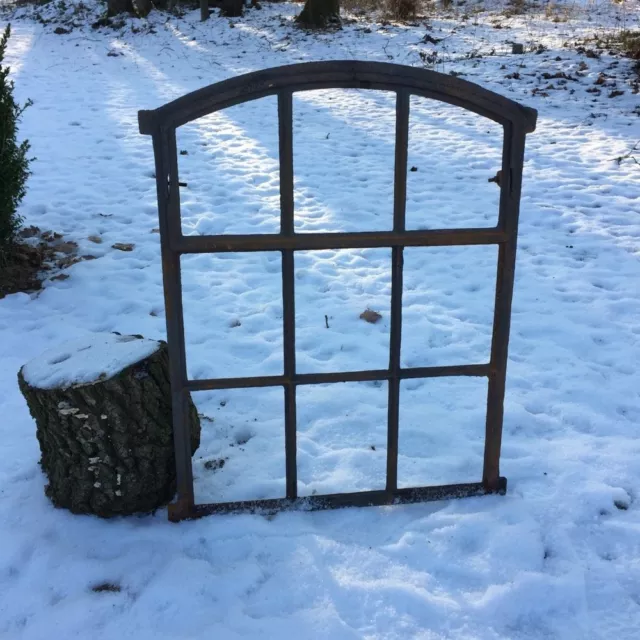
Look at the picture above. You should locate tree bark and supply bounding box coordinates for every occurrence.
[18,340,201,517]
[132,0,153,17]
[107,0,134,16]
[297,0,340,29]
[200,0,209,21]
[220,0,244,17]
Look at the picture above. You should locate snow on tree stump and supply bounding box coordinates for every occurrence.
[17,334,200,517]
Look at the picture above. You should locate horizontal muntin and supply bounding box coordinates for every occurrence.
[185,364,490,392]
[173,228,508,254]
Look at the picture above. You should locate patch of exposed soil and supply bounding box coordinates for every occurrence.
[0,240,48,299]
[0,226,96,300]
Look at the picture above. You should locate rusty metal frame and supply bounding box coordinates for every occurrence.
[138,61,537,522]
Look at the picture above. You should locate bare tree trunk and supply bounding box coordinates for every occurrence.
[132,0,153,17]
[201,0,209,21]
[107,0,134,16]
[220,0,244,17]
[297,0,340,29]
[18,339,201,518]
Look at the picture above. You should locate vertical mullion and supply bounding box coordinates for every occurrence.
[483,123,526,491]
[278,91,297,500]
[393,91,410,230]
[386,90,410,493]
[155,128,195,520]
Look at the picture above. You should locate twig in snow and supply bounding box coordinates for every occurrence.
[614,141,640,167]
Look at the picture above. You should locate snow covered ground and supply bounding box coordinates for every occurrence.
[1,0,640,637]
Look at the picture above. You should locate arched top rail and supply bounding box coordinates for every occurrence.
[138,60,537,135]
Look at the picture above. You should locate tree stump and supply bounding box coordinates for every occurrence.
[297,0,341,29]
[18,334,200,517]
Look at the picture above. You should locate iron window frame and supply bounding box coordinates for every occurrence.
[138,61,537,522]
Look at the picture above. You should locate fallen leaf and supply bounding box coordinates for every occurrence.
[91,582,121,593]
[19,226,40,239]
[56,256,81,269]
[54,241,78,255]
[41,230,63,242]
[360,309,382,324]
[112,243,135,252]
[541,71,576,81]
